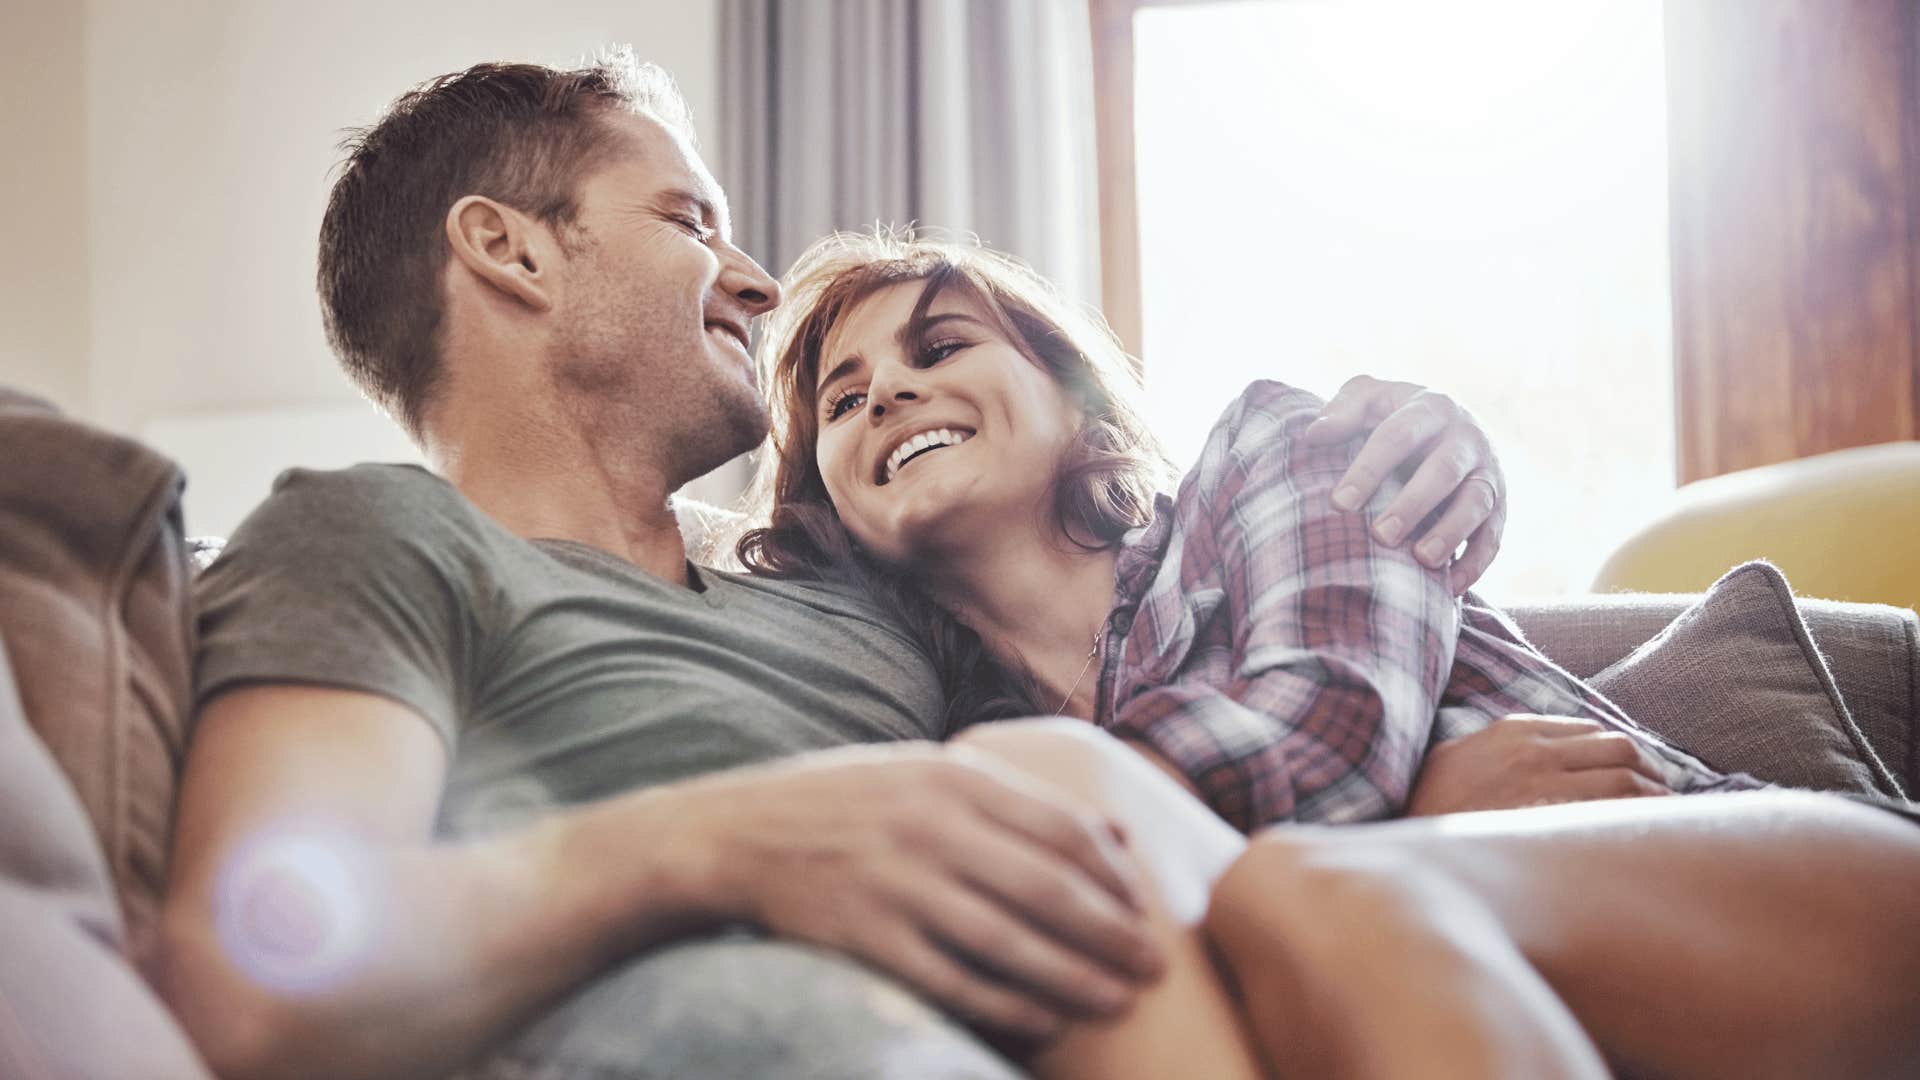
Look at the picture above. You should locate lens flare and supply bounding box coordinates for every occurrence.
[213,824,377,994]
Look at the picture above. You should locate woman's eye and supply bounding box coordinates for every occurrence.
[918,339,968,365]
[827,390,867,420]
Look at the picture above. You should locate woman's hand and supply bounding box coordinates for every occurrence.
[1303,375,1506,594]
[1404,715,1673,817]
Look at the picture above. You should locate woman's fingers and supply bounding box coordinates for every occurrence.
[1551,733,1672,786]
[1559,767,1673,802]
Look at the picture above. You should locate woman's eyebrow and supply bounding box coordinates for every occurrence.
[898,312,986,346]
[816,355,865,399]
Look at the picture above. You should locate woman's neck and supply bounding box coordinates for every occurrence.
[924,523,1121,719]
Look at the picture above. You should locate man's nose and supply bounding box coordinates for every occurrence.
[721,246,782,316]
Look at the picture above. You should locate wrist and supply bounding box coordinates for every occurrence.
[516,782,746,954]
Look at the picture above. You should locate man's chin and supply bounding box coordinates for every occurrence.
[675,391,770,480]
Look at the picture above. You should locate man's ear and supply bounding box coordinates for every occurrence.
[444,195,555,313]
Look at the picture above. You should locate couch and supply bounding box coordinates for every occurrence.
[1594,440,1920,615]
[4,390,1917,1079]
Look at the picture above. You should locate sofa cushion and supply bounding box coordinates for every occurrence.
[1589,562,1903,797]
[0,388,196,971]
[0,881,211,1080]
[0,641,208,1078]
[0,637,121,942]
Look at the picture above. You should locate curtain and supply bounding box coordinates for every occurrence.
[717,0,1102,304]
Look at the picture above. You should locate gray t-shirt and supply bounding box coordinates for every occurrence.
[194,464,946,838]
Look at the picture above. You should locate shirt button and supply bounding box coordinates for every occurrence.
[1112,611,1134,635]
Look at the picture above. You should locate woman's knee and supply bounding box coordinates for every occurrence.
[953,719,1245,924]
[1208,832,1473,960]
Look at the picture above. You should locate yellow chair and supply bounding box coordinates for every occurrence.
[1593,441,1920,614]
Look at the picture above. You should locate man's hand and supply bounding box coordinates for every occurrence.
[679,743,1166,1041]
[1303,375,1507,594]
[1405,716,1673,817]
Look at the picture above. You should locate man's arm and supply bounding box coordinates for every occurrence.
[161,686,1164,1080]
[1304,375,1508,594]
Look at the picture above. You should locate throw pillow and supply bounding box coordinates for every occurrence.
[1590,561,1903,796]
[0,388,196,974]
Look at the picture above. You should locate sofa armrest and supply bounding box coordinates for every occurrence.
[1507,595,1919,795]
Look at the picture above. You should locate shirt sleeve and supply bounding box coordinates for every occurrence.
[1107,381,1459,829]
[193,466,489,749]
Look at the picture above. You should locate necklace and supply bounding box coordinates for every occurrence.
[1055,626,1107,716]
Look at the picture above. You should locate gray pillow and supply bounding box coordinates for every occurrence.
[1590,561,1904,797]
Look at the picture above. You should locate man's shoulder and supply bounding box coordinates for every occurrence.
[234,463,497,545]
[202,462,510,593]
[261,462,466,518]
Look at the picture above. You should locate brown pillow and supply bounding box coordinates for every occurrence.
[0,388,195,973]
[1590,561,1903,797]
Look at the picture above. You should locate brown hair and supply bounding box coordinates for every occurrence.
[317,48,692,440]
[737,229,1177,724]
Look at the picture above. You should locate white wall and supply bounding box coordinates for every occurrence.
[3,0,720,534]
[0,1,91,415]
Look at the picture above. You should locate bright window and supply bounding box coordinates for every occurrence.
[1134,0,1673,599]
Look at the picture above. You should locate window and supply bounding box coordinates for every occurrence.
[1111,0,1675,598]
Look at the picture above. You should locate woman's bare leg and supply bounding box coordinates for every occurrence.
[1207,840,1608,1079]
[952,719,1264,1080]
[1237,791,1920,1079]
[953,720,1609,1080]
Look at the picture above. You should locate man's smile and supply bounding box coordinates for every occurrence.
[705,318,751,353]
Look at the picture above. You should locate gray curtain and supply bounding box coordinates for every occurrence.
[718,0,1102,305]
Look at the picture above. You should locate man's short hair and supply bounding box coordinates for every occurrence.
[317,48,692,440]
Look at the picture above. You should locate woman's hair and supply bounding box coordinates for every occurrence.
[736,228,1177,725]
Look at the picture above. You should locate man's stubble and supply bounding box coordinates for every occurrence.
[550,243,770,490]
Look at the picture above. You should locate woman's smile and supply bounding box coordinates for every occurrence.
[878,427,976,485]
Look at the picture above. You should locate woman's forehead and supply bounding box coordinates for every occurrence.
[819,279,994,366]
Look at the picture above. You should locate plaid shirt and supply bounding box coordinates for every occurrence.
[1095,381,1762,831]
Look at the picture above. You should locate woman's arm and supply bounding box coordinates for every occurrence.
[1108,382,1461,829]
[1305,374,1507,593]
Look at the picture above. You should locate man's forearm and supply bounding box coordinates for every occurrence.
[160,781,731,1080]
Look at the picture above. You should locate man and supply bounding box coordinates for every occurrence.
[160,53,1514,1079]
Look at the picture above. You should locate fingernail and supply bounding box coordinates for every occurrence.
[1417,538,1445,565]
[1332,485,1362,511]
[1373,515,1402,544]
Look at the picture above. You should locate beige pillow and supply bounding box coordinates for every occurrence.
[0,389,195,972]
[0,641,210,1078]
[1590,561,1903,796]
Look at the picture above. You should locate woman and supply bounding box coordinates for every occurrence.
[740,230,1920,1078]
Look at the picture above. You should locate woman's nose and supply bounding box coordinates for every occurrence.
[866,364,922,420]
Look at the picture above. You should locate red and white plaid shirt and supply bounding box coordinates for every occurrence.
[1095,381,1762,831]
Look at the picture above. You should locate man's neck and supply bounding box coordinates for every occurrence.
[924,518,1121,718]
[430,404,693,588]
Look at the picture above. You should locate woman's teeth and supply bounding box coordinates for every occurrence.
[884,428,972,484]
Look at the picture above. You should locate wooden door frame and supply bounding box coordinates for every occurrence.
[1091,0,1239,361]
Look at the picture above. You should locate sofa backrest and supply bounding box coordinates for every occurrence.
[0,389,196,975]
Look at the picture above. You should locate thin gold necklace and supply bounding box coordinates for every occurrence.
[1055,626,1107,716]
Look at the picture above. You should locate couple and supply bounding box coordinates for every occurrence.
[163,52,1920,1080]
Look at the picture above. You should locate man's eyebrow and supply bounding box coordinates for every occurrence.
[817,355,864,399]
